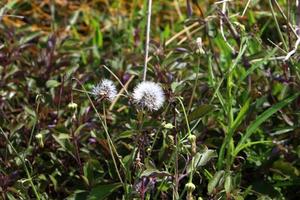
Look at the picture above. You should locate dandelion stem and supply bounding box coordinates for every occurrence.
[143,0,152,81]
[109,75,135,111]
[72,78,125,185]
[102,65,129,95]
[177,97,191,137]
[173,104,179,199]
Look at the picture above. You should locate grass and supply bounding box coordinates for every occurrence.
[1,0,300,199]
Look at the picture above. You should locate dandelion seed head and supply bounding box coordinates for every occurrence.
[92,79,117,102]
[133,81,165,111]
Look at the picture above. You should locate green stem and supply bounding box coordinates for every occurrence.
[217,40,248,170]
[27,96,41,148]
[187,58,200,114]
[234,141,273,157]
[269,0,288,51]
[176,97,191,136]
[73,78,125,186]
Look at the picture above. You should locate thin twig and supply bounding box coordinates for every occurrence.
[269,0,288,51]
[284,37,300,61]
[267,38,287,53]
[72,88,94,94]
[214,0,232,4]
[218,8,240,46]
[102,65,129,95]
[249,56,286,63]
[174,0,191,39]
[143,0,152,81]
[165,22,199,46]
[297,0,300,35]
[165,26,203,59]
[0,14,24,19]
[242,0,251,16]
[273,0,299,37]
[173,104,179,199]
[272,0,300,60]
[109,75,135,111]
[220,1,235,53]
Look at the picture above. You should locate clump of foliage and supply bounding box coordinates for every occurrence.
[1,0,300,199]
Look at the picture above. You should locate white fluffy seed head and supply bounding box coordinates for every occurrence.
[92,79,117,102]
[132,81,165,111]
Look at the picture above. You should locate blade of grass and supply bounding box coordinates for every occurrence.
[233,140,273,157]
[235,92,300,155]
[231,98,251,134]
[269,0,288,51]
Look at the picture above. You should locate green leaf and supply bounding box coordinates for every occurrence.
[52,134,75,158]
[94,25,103,48]
[116,130,135,140]
[49,174,58,191]
[83,162,92,186]
[46,80,61,88]
[66,190,89,200]
[19,32,42,44]
[199,149,217,166]
[87,183,122,200]
[235,93,299,155]
[74,123,87,136]
[208,170,225,195]
[162,24,170,40]
[224,174,232,194]
[140,169,171,178]
[231,98,251,133]
[272,160,300,177]
[83,159,102,186]
[0,0,17,16]
[188,104,215,121]
[24,106,36,118]
[188,149,217,173]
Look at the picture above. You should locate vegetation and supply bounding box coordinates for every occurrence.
[1,0,300,199]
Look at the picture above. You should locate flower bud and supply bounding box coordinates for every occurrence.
[196,37,205,54]
[163,122,174,129]
[185,182,196,200]
[188,134,196,143]
[185,182,196,192]
[68,102,78,110]
[188,134,197,155]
